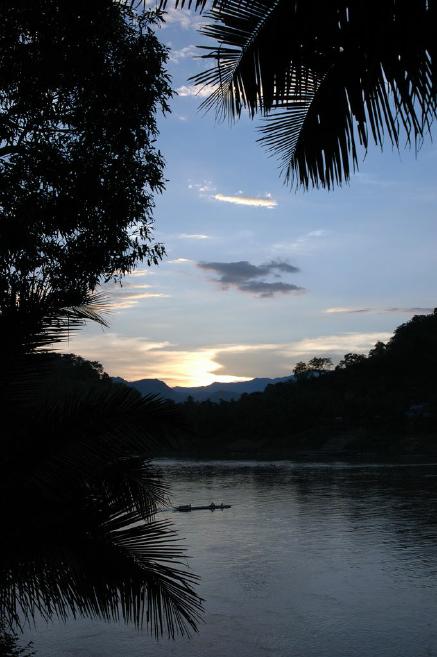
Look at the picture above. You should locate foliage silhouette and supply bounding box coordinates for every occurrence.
[0,0,203,644]
[0,287,202,639]
[0,1,172,302]
[176,310,437,457]
[0,626,34,657]
[162,0,435,189]
[293,357,333,377]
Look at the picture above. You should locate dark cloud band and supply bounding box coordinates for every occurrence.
[197,260,304,297]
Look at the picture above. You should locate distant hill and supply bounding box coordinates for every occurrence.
[114,375,294,403]
[174,309,437,459]
[113,376,184,402]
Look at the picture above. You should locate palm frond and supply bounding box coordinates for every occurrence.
[159,0,207,9]
[176,0,435,188]
[0,282,109,357]
[159,0,244,10]
[1,376,201,636]
[1,510,202,638]
[4,384,178,508]
[192,1,292,118]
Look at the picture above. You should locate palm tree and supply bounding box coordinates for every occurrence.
[162,0,435,189]
[0,282,202,640]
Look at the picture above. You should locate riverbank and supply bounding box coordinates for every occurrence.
[160,428,437,462]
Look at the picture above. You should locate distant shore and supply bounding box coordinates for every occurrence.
[159,429,437,463]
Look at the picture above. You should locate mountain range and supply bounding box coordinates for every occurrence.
[113,375,294,403]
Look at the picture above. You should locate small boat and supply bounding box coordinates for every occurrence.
[174,503,232,512]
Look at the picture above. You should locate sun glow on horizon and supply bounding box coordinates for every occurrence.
[68,330,393,389]
[136,351,251,388]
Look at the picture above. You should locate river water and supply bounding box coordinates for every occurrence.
[23,460,437,656]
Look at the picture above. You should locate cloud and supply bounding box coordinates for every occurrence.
[178,233,210,240]
[124,268,149,278]
[213,193,277,208]
[288,333,392,356]
[104,281,170,310]
[161,8,205,30]
[197,260,303,297]
[68,332,392,386]
[177,84,217,98]
[355,173,397,188]
[325,306,433,315]
[272,229,327,254]
[67,333,248,387]
[209,332,393,379]
[211,333,392,379]
[325,307,371,314]
[385,307,434,314]
[168,257,194,264]
[169,44,197,64]
[187,181,216,196]
[198,260,299,283]
[238,281,303,297]
[187,182,277,209]
[109,291,171,311]
[306,230,326,238]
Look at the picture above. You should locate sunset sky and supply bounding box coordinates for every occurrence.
[69,7,437,387]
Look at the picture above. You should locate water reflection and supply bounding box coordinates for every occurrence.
[23,461,437,657]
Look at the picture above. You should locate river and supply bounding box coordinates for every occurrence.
[23,460,437,656]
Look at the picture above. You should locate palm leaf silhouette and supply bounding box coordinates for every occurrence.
[162,0,435,188]
[0,286,202,638]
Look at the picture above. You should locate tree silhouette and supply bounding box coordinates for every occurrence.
[0,1,203,644]
[293,361,308,378]
[307,357,333,372]
[0,2,172,303]
[175,310,437,457]
[0,287,202,639]
[336,353,366,370]
[163,0,435,189]
[293,357,333,377]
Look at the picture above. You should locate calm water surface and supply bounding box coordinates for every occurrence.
[24,460,437,656]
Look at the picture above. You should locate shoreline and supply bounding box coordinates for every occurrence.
[158,429,437,464]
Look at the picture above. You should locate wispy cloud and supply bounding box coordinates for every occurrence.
[168,257,194,264]
[213,193,277,208]
[109,290,171,311]
[235,281,303,297]
[187,181,216,196]
[355,173,398,188]
[187,183,277,209]
[67,333,247,387]
[212,333,392,379]
[288,333,392,355]
[197,260,303,298]
[161,8,205,30]
[325,307,371,315]
[124,268,149,278]
[178,233,210,240]
[385,307,434,314]
[177,84,217,98]
[103,280,170,311]
[272,229,327,254]
[68,332,392,386]
[169,44,197,64]
[110,293,170,311]
[325,306,433,315]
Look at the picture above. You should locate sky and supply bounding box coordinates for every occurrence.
[69,7,437,387]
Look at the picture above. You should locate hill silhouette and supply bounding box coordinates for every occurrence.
[115,376,294,403]
[169,310,437,460]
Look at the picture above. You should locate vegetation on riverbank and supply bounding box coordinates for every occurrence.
[0,1,201,641]
[169,310,437,459]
